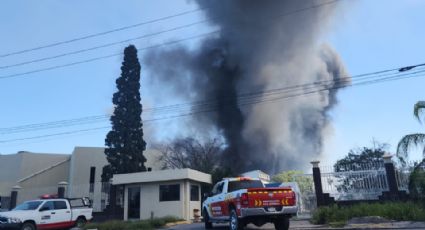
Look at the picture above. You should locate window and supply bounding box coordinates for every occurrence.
[54,201,67,210]
[89,167,96,193]
[40,201,54,211]
[69,199,84,208]
[13,201,42,211]
[211,182,224,196]
[190,185,199,201]
[159,184,180,201]
[228,180,264,192]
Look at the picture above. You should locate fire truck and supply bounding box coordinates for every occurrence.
[202,177,297,230]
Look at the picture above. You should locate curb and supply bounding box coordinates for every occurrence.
[164,220,192,227]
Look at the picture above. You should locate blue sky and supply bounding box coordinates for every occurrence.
[1,0,425,169]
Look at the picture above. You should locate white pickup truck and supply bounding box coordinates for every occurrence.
[0,198,92,230]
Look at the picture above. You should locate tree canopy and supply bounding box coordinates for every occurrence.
[158,137,234,183]
[397,101,425,161]
[334,143,388,172]
[102,45,147,182]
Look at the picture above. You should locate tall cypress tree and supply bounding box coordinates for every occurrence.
[102,45,147,182]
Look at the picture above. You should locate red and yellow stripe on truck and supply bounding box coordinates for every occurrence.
[246,188,296,207]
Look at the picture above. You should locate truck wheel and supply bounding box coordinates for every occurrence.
[203,209,213,229]
[229,209,243,230]
[75,217,87,228]
[21,222,36,230]
[274,217,289,230]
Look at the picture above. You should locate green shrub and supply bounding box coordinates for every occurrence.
[409,160,425,202]
[311,202,425,225]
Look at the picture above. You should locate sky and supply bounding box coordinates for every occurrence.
[1,0,425,171]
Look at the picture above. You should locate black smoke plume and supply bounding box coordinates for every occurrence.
[144,0,349,174]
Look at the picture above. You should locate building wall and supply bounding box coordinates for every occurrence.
[19,152,69,180]
[69,147,164,187]
[122,180,203,221]
[0,152,68,197]
[68,147,163,210]
[17,160,70,204]
[124,181,184,220]
[140,181,184,220]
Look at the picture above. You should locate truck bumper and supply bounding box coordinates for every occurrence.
[240,206,297,218]
[0,223,22,230]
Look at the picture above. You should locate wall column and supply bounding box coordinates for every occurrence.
[9,185,21,210]
[58,181,68,198]
[383,155,398,194]
[311,161,325,207]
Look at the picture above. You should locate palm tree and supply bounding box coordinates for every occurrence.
[397,101,425,160]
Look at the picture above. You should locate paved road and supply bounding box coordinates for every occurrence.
[165,220,425,230]
[165,221,325,230]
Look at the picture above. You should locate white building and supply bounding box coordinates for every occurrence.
[0,147,162,211]
[112,168,211,221]
[0,147,212,221]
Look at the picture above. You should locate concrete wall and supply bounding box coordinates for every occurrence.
[141,181,183,220]
[68,147,165,212]
[17,160,70,204]
[69,147,164,186]
[124,181,184,220]
[0,152,68,196]
[123,180,203,221]
[19,152,69,180]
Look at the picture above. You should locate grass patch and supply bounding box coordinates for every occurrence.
[84,216,182,230]
[311,202,425,225]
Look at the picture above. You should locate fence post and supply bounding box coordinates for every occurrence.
[58,181,68,198]
[9,185,21,210]
[383,155,399,194]
[311,160,325,207]
[380,154,406,202]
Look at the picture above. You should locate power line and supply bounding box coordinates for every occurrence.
[0,0,339,73]
[0,64,399,133]
[0,8,204,58]
[2,69,424,144]
[1,64,424,132]
[0,20,209,70]
[0,31,219,80]
[1,64,424,136]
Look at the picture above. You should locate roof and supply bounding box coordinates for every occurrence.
[112,168,212,185]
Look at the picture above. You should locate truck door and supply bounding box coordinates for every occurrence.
[38,201,56,228]
[209,182,225,218]
[53,200,72,227]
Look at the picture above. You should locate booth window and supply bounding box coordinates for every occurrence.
[190,185,199,201]
[159,184,180,201]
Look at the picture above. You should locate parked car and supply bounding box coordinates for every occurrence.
[0,197,92,230]
[0,215,22,229]
[202,177,297,230]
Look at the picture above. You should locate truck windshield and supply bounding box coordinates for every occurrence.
[228,180,264,192]
[13,201,43,211]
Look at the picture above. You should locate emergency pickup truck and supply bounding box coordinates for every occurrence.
[202,177,297,230]
[0,198,92,230]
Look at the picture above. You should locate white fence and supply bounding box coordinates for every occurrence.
[294,162,413,202]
